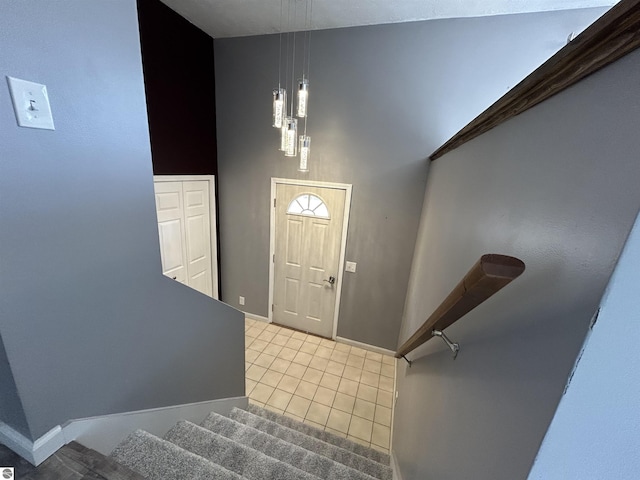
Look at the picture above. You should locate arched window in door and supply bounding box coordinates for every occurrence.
[286,193,330,218]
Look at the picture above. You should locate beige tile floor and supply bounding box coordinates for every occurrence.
[244,318,396,453]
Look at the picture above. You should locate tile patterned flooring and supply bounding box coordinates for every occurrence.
[244,318,396,453]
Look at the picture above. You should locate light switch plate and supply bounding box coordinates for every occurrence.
[345,261,357,273]
[6,76,55,130]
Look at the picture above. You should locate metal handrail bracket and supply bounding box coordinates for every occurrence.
[432,330,460,359]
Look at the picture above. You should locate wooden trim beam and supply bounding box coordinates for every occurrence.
[396,254,525,358]
[430,0,640,161]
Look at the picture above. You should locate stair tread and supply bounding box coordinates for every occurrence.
[230,408,392,480]
[247,403,390,465]
[201,411,381,480]
[108,404,393,480]
[165,420,319,480]
[110,429,245,480]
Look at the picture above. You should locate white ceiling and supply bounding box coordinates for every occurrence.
[160,0,617,38]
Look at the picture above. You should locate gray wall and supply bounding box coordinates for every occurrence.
[214,8,605,350]
[0,0,244,440]
[394,48,640,480]
[528,210,640,480]
[0,336,29,437]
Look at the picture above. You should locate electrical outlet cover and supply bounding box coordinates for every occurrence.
[6,76,55,130]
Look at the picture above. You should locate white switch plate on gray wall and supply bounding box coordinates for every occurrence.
[7,76,55,130]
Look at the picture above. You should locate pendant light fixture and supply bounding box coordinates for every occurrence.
[279,119,288,151]
[284,2,298,158]
[298,135,310,172]
[273,88,286,129]
[273,0,286,129]
[285,117,298,157]
[297,0,311,120]
[296,78,309,118]
[297,0,311,171]
[279,0,292,152]
[273,0,313,169]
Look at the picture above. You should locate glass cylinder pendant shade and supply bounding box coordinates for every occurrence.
[285,118,298,157]
[279,118,289,151]
[296,78,309,118]
[272,88,286,128]
[298,135,310,172]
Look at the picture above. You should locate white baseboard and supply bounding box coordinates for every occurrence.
[335,336,396,357]
[0,422,65,466]
[391,449,404,480]
[243,312,270,323]
[62,396,248,456]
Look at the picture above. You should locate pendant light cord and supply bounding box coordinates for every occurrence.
[290,0,296,118]
[307,0,313,82]
[284,0,291,112]
[303,0,312,137]
[302,0,308,83]
[278,0,283,89]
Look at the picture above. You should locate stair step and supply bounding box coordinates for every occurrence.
[247,403,390,465]
[110,429,244,480]
[165,420,319,480]
[230,408,392,480]
[201,411,380,480]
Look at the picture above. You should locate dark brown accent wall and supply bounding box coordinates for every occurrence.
[137,0,217,175]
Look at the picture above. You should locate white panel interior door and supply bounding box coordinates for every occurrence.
[154,181,188,284]
[153,177,217,299]
[183,181,213,297]
[273,184,346,338]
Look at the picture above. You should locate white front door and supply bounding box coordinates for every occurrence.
[273,184,346,338]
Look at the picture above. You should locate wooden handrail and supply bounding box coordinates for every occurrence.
[396,254,525,358]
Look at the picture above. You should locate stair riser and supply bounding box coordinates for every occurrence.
[202,411,381,480]
[110,405,392,480]
[247,403,390,465]
[165,421,318,480]
[231,408,392,480]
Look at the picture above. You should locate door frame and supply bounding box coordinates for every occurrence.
[153,175,219,300]
[268,177,352,339]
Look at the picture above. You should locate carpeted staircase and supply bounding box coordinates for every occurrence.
[110,404,392,480]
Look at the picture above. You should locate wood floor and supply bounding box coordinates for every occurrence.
[0,442,145,480]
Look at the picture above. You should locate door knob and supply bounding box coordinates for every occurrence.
[323,276,336,285]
